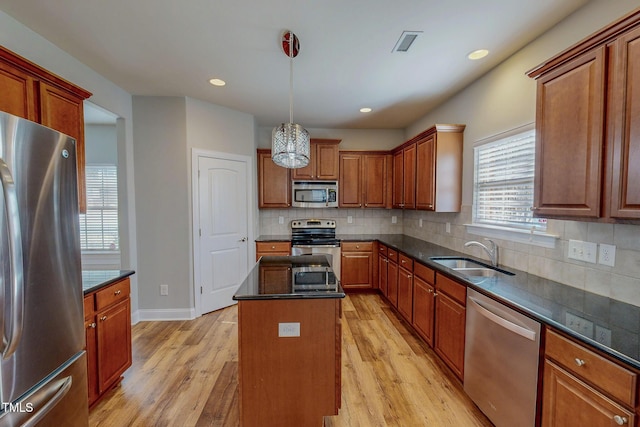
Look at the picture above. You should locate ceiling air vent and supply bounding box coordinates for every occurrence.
[392,31,422,53]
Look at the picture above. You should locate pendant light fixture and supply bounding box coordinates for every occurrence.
[272,30,310,169]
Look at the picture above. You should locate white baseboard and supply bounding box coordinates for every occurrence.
[136,308,197,322]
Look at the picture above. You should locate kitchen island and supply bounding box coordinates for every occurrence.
[233,255,345,427]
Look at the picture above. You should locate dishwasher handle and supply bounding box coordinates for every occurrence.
[468,296,537,341]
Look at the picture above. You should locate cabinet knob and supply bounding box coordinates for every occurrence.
[574,358,586,367]
[356,245,360,249]
[613,415,628,425]
[530,206,538,211]
[114,289,122,295]
[88,322,96,329]
[271,246,276,249]
[100,316,108,322]
[428,204,433,209]
[407,274,412,279]
[428,289,434,294]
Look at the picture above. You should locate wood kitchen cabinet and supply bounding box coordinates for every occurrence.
[0,46,91,212]
[292,139,340,181]
[396,254,414,323]
[339,152,391,208]
[378,244,389,297]
[257,149,291,208]
[84,277,132,408]
[541,329,637,427]
[392,124,464,211]
[434,273,466,380]
[340,241,374,290]
[386,249,399,307]
[256,241,292,260]
[412,263,436,347]
[527,10,640,221]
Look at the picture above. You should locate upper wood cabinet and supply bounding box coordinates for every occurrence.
[0,46,92,212]
[527,9,640,221]
[393,124,464,211]
[339,152,390,208]
[257,149,291,208]
[292,139,340,180]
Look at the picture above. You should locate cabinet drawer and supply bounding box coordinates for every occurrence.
[378,244,388,256]
[435,273,466,305]
[388,249,398,262]
[342,241,373,252]
[399,254,413,271]
[96,279,130,311]
[414,262,435,284]
[84,295,95,320]
[256,241,291,253]
[545,329,637,407]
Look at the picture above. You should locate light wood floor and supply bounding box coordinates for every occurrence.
[89,293,492,427]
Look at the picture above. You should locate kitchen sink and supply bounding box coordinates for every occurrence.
[429,257,515,280]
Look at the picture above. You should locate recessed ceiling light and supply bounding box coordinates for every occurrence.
[467,49,489,60]
[209,78,226,86]
[360,107,372,113]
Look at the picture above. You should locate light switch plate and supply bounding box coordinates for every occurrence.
[583,241,597,264]
[347,215,353,224]
[278,322,300,337]
[391,216,397,224]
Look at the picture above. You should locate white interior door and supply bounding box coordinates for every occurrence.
[197,155,249,314]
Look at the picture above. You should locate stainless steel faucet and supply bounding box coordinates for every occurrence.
[464,238,499,267]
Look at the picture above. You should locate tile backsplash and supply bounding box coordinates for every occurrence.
[259,206,640,306]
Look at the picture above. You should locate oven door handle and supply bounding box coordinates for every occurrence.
[292,244,340,248]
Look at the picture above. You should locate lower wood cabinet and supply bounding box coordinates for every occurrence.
[397,254,414,323]
[434,273,466,380]
[387,249,399,306]
[84,277,132,407]
[542,329,637,427]
[378,244,389,297]
[340,241,374,290]
[412,263,436,347]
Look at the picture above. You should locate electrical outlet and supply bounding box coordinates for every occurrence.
[160,284,168,296]
[391,216,397,224]
[598,243,616,267]
[595,325,612,346]
[565,313,594,337]
[278,322,300,337]
[446,222,451,233]
[278,216,284,225]
[419,218,423,227]
[347,215,353,224]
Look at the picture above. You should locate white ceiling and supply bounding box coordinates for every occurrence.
[0,0,589,129]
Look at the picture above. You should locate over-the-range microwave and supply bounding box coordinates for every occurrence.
[291,181,338,208]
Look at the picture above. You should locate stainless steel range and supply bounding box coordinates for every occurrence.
[290,219,341,280]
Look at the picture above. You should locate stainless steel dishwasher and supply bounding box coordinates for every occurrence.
[464,288,541,427]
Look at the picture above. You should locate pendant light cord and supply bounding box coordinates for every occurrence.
[289,31,294,125]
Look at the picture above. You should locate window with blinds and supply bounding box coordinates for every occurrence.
[79,165,119,251]
[473,129,546,231]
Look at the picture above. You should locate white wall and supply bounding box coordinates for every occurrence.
[85,124,117,164]
[257,126,404,150]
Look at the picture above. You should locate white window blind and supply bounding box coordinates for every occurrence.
[79,165,119,251]
[473,129,546,231]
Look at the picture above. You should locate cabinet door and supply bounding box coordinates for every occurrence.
[392,151,404,208]
[533,47,606,218]
[434,292,465,380]
[397,266,413,322]
[315,141,339,180]
[387,260,398,307]
[542,360,634,427]
[341,251,373,289]
[0,61,36,121]
[96,298,132,394]
[363,154,387,208]
[416,135,436,210]
[258,150,291,208]
[38,82,87,212]
[339,154,362,207]
[610,26,640,219]
[85,316,99,406]
[403,143,416,209]
[413,276,435,346]
[378,253,388,297]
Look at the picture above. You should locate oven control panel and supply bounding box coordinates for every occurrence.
[291,219,336,228]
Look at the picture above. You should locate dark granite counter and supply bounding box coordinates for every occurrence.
[258,233,640,369]
[82,270,135,294]
[233,255,345,300]
[255,235,292,242]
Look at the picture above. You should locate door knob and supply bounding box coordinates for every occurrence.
[239,237,247,242]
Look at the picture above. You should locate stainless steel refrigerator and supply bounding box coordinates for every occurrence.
[0,111,88,426]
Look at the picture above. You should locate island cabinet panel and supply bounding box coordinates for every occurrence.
[292,139,340,180]
[434,273,466,380]
[238,298,341,427]
[0,46,91,212]
[541,329,637,427]
[256,241,291,260]
[85,277,132,408]
[257,149,291,208]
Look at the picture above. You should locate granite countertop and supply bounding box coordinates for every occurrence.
[233,255,345,300]
[82,270,135,294]
[256,235,292,242]
[257,233,640,370]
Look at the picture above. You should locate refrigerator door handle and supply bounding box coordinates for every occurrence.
[0,158,25,359]
[21,376,73,427]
